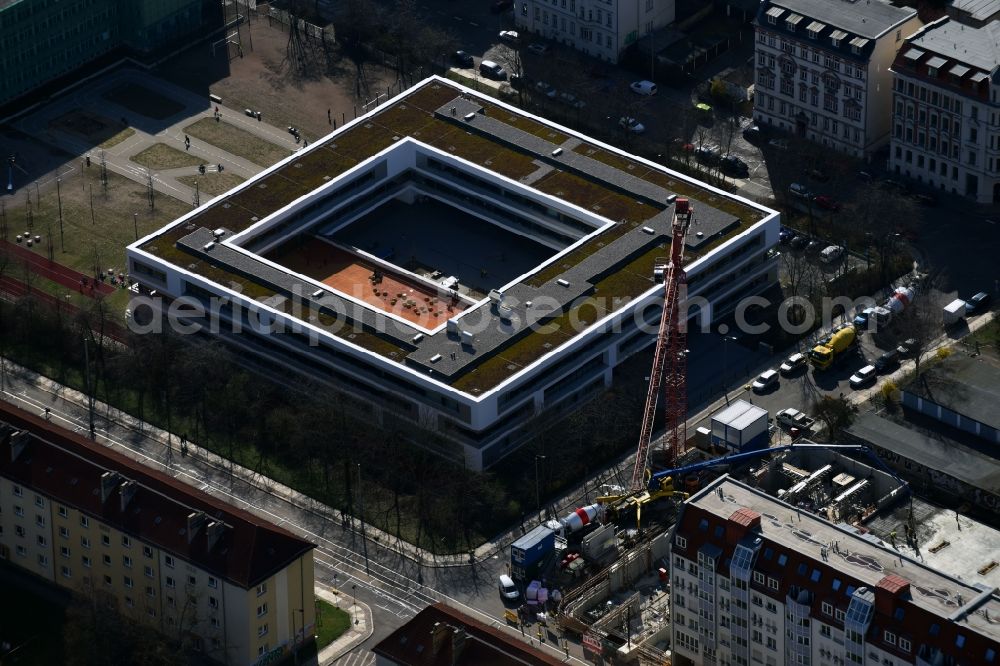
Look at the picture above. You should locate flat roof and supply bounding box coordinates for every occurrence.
[766,0,916,39]
[904,17,1000,73]
[688,476,1000,642]
[863,497,1000,589]
[950,0,1000,20]
[846,412,1000,495]
[374,602,565,665]
[133,77,772,396]
[712,399,768,429]
[901,354,1000,432]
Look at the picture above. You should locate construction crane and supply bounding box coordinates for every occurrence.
[647,443,909,494]
[599,442,909,530]
[631,196,693,491]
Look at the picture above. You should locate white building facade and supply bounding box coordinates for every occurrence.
[753,0,920,159]
[513,0,674,63]
[888,18,1000,203]
[669,478,1000,666]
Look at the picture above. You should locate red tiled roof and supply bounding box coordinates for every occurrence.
[729,508,760,527]
[373,603,565,666]
[877,573,910,596]
[0,402,313,588]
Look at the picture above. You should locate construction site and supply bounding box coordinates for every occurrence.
[496,197,999,666]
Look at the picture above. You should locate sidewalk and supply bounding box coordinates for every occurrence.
[313,587,374,665]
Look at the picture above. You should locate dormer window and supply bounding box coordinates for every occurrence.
[786,20,795,32]
[830,29,847,48]
[768,14,776,24]
[765,5,782,25]
[807,29,817,39]
[928,67,938,77]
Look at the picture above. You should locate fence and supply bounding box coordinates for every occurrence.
[266,6,335,44]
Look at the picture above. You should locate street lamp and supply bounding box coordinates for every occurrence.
[534,454,546,518]
[721,334,737,406]
[352,583,359,625]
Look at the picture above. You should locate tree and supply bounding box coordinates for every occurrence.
[892,277,941,378]
[811,395,856,440]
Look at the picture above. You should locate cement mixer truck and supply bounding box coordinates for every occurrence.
[810,325,857,370]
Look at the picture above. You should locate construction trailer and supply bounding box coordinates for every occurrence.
[710,400,769,453]
[510,525,556,582]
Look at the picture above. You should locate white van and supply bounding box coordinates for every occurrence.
[630,80,657,96]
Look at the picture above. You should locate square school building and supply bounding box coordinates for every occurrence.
[127,76,780,470]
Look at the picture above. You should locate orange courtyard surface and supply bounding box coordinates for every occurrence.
[265,235,466,327]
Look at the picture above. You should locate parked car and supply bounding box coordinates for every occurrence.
[790,235,810,250]
[720,155,749,176]
[806,168,829,182]
[498,574,519,600]
[498,29,520,43]
[775,407,815,430]
[452,50,474,68]
[527,43,550,55]
[768,138,789,150]
[874,350,900,373]
[849,365,877,389]
[779,352,807,375]
[880,179,909,194]
[913,192,938,207]
[491,0,513,12]
[965,291,992,315]
[857,170,874,183]
[630,80,658,96]
[619,117,645,134]
[819,245,844,263]
[752,369,780,393]
[806,240,825,255]
[779,226,796,244]
[558,91,585,108]
[694,146,720,164]
[534,81,556,97]
[896,338,918,357]
[742,124,761,142]
[789,183,812,199]
[479,60,506,79]
[813,195,842,211]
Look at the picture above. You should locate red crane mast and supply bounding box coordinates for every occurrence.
[629,197,693,492]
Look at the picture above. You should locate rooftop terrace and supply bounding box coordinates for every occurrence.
[134,77,770,396]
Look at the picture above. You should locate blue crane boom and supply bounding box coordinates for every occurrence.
[647,443,907,493]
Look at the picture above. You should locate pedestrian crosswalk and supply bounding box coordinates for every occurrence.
[332,649,375,666]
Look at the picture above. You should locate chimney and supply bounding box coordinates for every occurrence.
[450,626,467,665]
[430,622,450,658]
[206,521,228,550]
[187,512,207,543]
[875,574,910,617]
[8,429,29,462]
[100,472,122,503]
[726,508,762,546]
[119,480,137,512]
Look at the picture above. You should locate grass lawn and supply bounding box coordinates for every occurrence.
[2,166,191,307]
[130,143,204,170]
[184,117,292,167]
[103,82,185,120]
[314,600,352,649]
[177,171,246,196]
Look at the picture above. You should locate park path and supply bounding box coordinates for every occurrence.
[15,67,304,206]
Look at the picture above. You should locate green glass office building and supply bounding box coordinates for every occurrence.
[0,0,218,107]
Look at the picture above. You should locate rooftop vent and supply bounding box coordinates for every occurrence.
[187,512,208,543]
[551,148,563,157]
[119,480,137,513]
